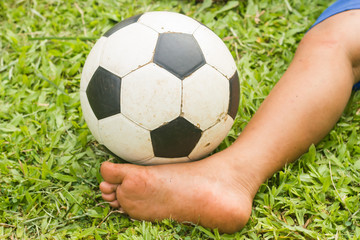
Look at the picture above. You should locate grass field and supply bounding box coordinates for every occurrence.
[1,0,360,239]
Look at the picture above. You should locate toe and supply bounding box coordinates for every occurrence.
[108,200,120,208]
[101,161,133,184]
[99,181,118,194]
[102,192,116,202]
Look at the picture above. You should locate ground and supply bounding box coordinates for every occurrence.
[1,0,360,239]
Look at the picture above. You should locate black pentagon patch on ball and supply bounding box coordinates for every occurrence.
[150,117,202,158]
[103,14,143,37]
[228,71,240,119]
[154,33,205,80]
[86,67,121,120]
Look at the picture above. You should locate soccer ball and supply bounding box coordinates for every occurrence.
[80,11,239,165]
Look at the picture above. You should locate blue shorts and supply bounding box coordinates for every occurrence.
[310,0,360,90]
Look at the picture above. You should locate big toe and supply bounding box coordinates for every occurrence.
[100,161,133,184]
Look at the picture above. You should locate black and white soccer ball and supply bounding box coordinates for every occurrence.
[80,11,240,165]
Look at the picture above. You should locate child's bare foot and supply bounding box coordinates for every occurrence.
[99,148,262,233]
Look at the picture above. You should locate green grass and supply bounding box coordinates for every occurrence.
[1,0,360,239]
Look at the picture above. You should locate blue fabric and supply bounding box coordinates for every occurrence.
[310,0,360,90]
[354,81,360,91]
[311,0,360,29]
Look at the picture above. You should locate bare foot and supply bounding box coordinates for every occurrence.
[99,148,261,233]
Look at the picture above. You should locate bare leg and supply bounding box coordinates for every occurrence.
[100,10,360,233]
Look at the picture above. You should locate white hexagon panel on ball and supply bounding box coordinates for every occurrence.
[189,115,234,160]
[121,63,182,130]
[182,64,230,130]
[98,114,154,163]
[80,37,107,92]
[80,91,103,144]
[100,23,158,78]
[139,11,201,34]
[193,25,237,79]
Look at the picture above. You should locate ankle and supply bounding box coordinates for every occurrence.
[215,147,264,198]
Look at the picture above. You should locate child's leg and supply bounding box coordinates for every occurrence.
[240,9,360,180]
[100,10,360,233]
